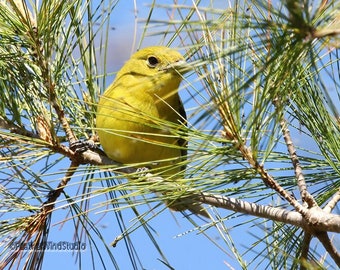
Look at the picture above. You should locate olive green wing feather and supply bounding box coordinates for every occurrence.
[177,97,187,171]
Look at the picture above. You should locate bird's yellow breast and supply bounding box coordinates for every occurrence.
[97,77,184,176]
[95,47,209,217]
[96,46,187,176]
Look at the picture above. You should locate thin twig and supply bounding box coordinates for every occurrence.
[273,97,317,208]
[279,116,318,208]
[0,117,40,139]
[43,161,79,213]
[0,162,78,269]
[24,9,78,147]
[47,81,78,145]
[218,95,307,216]
[324,189,340,213]
[237,142,308,217]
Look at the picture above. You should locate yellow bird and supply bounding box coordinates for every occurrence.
[96,46,207,217]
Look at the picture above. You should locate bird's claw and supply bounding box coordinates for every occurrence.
[136,167,151,177]
[70,139,97,153]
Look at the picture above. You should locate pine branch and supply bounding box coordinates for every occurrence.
[73,147,340,234]
[315,231,340,266]
[324,189,340,213]
[274,97,318,208]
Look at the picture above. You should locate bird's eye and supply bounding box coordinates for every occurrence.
[146,56,159,68]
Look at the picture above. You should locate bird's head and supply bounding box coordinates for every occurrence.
[115,46,190,89]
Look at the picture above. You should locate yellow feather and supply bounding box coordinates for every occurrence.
[96,46,208,217]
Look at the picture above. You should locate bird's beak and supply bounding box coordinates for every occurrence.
[161,60,192,74]
[175,60,193,74]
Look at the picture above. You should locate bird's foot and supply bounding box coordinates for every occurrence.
[135,167,151,177]
[70,139,97,153]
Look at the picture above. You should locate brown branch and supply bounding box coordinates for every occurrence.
[46,81,78,145]
[315,231,340,266]
[273,98,317,208]
[22,12,77,147]
[71,143,340,234]
[299,232,312,270]
[43,161,79,213]
[0,117,40,139]
[324,189,340,213]
[237,142,308,217]
[219,103,308,217]
[75,149,338,232]
[313,28,340,39]
[8,0,77,148]
[0,162,78,269]
[196,193,340,233]
[279,116,318,208]
[221,125,308,217]
[62,146,340,235]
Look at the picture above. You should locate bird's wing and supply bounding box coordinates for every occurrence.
[177,97,187,170]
